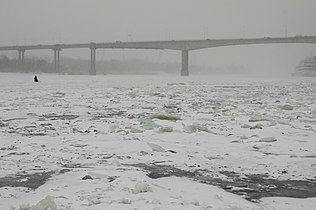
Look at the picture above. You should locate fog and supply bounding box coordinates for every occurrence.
[1,0,316,75]
[1,2,316,209]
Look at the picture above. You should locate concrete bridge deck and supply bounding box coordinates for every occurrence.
[1,36,316,75]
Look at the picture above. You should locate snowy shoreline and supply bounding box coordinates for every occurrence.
[1,73,315,209]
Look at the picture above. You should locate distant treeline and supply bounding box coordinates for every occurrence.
[0,55,54,73]
[0,55,189,75]
[0,55,248,75]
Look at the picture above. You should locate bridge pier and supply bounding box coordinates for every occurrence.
[53,49,61,73]
[18,49,25,64]
[181,50,189,76]
[90,48,96,75]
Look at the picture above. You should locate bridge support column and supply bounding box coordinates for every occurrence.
[18,49,25,64]
[181,50,189,76]
[53,49,61,73]
[90,48,96,75]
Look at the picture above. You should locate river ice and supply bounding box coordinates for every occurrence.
[0,73,315,209]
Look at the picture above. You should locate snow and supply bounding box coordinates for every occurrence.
[0,73,315,210]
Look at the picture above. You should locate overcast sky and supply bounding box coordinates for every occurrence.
[1,0,316,75]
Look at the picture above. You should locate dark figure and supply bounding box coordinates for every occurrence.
[34,75,39,82]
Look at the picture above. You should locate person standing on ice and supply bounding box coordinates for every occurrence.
[34,75,39,82]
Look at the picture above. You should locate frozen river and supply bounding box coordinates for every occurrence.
[0,73,315,210]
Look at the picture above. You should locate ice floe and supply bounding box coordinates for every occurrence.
[1,73,315,210]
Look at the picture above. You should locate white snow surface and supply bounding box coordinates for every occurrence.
[0,73,315,210]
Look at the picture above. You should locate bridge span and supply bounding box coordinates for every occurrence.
[1,36,316,76]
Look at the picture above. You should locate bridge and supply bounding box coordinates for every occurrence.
[1,36,316,76]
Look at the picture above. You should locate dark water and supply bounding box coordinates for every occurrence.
[130,163,316,202]
[1,164,315,203]
[0,169,69,190]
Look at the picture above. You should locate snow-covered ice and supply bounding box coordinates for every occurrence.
[0,73,315,209]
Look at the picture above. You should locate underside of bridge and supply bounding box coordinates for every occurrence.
[87,49,189,76]
[41,48,188,76]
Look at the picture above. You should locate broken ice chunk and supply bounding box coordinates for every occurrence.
[132,181,151,194]
[249,116,268,122]
[259,137,277,142]
[151,113,181,121]
[147,143,166,152]
[278,104,294,110]
[34,195,57,210]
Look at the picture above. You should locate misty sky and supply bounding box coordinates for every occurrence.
[1,0,316,75]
